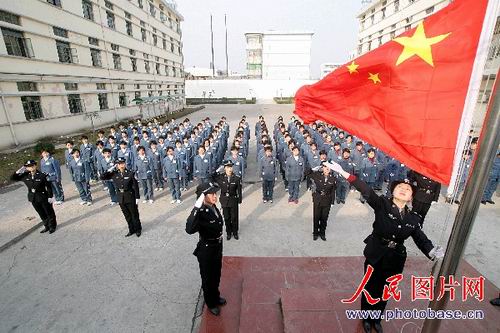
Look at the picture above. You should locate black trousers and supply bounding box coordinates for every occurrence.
[195,242,223,308]
[361,254,406,324]
[222,205,239,235]
[119,202,142,233]
[32,200,57,231]
[412,200,431,222]
[312,202,331,236]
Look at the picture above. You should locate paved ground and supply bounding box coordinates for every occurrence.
[0,104,498,333]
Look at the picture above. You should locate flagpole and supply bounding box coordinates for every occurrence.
[421,68,500,333]
[225,14,229,77]
[210,14,215,77]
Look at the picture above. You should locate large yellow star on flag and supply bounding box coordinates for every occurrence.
[393,21,450,67]
[368,72,381,84]
[346,61,359,74]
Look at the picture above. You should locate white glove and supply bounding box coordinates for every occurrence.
[107,165,116,172]
[216,165,224,173]
[195,193,205,208]
[326,161,344,174]
[48,197,55,204]
[312,166,322,171]
[429,246,445,259]
[16,166,27,174]
[135,199,139,205]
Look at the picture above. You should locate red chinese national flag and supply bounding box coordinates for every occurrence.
[294,0,490,185]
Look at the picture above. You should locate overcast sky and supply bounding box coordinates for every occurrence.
[176,0,362,79]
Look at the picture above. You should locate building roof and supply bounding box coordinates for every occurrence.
[244,30,314,36]
[160,0,184,20]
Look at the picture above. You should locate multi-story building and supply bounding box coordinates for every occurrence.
[245,31,314,80]
[355,0,451,57]
[0,0,184,150]
[320,63,342,79]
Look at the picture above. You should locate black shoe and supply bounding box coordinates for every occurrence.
[362,320,372,333]
[49,228,56,234]
[313,234,318,241]
[486,200,495,204]
[481,200,487,205]
[320,234,326,241]
[218,297,227,306]
[40,228,49,234]
[454,200,461,204]
[336,200,341,204]
[490,297,500,306]
[125,232,133,237]
[372,322,383,333]
[233,232,239,240]
[341,200,346,204]
[227,233,232,240]
[208,307,220,316]
[136,231,141,237]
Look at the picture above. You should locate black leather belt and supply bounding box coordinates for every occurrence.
[374,234,404,250]
[200,236,223,244]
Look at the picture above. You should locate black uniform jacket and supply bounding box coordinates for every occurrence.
[185,204,224,239]
[101,169,140,204]
[349,175,434,266]
[11,170,53,203]
[211,172,242,207]
[407,170,441,203]
[306,169,337,206]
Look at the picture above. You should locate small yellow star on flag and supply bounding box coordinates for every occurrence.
[368,73,381,84]
[346,61,359,74]
[393,21,450,67]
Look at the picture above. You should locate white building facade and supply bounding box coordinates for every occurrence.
[0,0,185,150]
[245,31,313,80]
[320,63,342,79]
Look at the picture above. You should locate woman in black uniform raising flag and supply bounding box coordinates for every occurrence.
[325,161,444,333]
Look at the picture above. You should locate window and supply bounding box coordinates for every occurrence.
[53,26,68,38]
[107,11,115,29]
[426,6,435,14]
[118,84,125,90]
[138,0,143,9]
[381,8,386,19]
[405,24,411,31]
[96,83,106,90]
[119,92,127,107]
[148,90,153,97]
[162,38,166,50]
[2,28,34,58]
[0,10,20,25]
[146,84,152,89]
[21,96,43,120]
[165,65,169,76]
[135,91,141,99]
[131,57,137,71]
[141,28,146,42]
[394,0,399,12]
[125,11,131,19]
[98,93,108,110]
[149,3,156,17]
[17,82,37,91]
[156,62,160,74]
[46,0,62,7]
[111,43,119,51]
[82,0,94,21]
[378,36,382,45]
[144,60,150,73]
[126,21,133,36]
[64,82,78,90]
[390,31,396,39]
[90,48,102,67]
[113,53,121,70]
[56,40,77,63]
[140,20,145,27]
[172,67,177,77]
[88,37,99,46]
[68,94,83,114]
[135,84,140,89]
[153,34,157,46]
[105,1,113,10]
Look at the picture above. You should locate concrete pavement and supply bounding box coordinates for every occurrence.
[0,104,498,333]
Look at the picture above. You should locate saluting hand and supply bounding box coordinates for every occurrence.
[195,193,205,208]
[16,166,27,174]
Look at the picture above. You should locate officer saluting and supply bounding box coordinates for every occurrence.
[212,160,243,240]
[306,161,336,241]
[11,160,57,234]
[185,182,227,316]
[101,157,142,237]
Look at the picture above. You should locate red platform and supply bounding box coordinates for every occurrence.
[198,256,500,333]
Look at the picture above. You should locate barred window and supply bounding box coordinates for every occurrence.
[131,57,137,71]
[2,28,34,58]
[96,83,106,90]
[21,96,43,120]
[119,92,127,107]
[53,26,68,38]
[90,48,102,67]
[88,37,99,46]
[56,40,77,63]
[68,94,83,114]
[111,43,119,51]
[17,82,38,91]
[113,53,121,70]
[82,0,94,21]
[0,10,20,25]
[64,82,78,90]
[98,93,108,110]
[107,11,115,29]
[46,0,62,7]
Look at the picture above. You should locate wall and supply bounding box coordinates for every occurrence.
[185,79,317,100]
